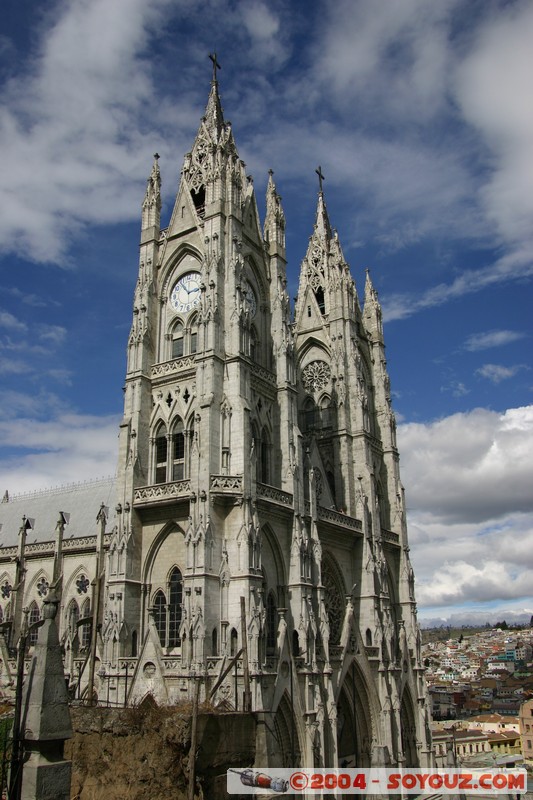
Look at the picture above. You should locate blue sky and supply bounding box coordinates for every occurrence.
[0,0,532,625]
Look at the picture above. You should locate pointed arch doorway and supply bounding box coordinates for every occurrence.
[336,662,373,768]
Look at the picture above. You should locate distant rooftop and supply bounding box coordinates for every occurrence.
[0,476,116,548]
[3,476,114,504]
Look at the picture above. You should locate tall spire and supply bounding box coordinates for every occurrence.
[203,52,225,141]
[314,165,332,242]
[141,153,161,231]
[264,169,286,251]
[363,268,384,339]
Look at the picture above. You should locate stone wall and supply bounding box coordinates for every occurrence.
[65,705,256,800]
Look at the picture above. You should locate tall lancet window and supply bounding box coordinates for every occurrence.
[189,314,198,355]
[172,323,184,358]
[154,425,168,484]
[153,590,166,646]
[28,601,40,646]
[172,420,185,480]
[260,427,271,485]
[168,567,183,648]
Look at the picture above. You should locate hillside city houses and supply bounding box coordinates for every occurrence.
[422,626,533,768]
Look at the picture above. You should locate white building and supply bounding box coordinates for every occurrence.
[0,67,432,769]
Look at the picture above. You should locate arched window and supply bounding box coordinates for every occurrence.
[326,469,336,505]
[292,630,300,657]
[153,590,166,646]
[131,629,138,657]
[249,325,258,362]
[172,420,185,481]
[303,397,319,431]
[321,555,345,646]
[266,592,277,654]
[80,598,91,649]
[230,627,238,657]
[154,425,168,484]
[168,568,182,648]
[172,322,184,359]
[314,287,325,315]
[171,316,199,360]
[154,418,191,485]
[212,626,218,656]
[366,628,372,647]
[191,185,205,218]
[320,395,331,428]
[260,427,271,485]
[189,314,199,355]
[28,601,40,646]
[66,599,80,637]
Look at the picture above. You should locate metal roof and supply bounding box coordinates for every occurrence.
[0,477,116,548]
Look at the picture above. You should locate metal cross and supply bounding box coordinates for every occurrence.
[316,165,325,193]
[209,52,221,81]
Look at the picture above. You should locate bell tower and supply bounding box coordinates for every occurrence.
[102,61,432,771]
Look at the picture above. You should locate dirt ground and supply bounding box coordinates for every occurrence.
[65,704,256,800]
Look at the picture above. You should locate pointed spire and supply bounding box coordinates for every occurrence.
[363,269,383,338]
[314,166,332,242]
[264,169,286,251]
[141,153,161,231]
[364,269,378,304]
[203,53,225,141]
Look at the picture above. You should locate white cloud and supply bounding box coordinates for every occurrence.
[242,2,279,40]
[313,0,459,123]
[417,559,533,608]
[399,405,533,609]
[0,411,119,495]
[0,356,28,375]
[382,247,533,321]
[399,405,533,523]
[455,2,533,247]
[476,363,527,384]
[239,3,287,65]
[37,324,67,345]
[464,329,526,351]
[0,0,176,264]
[0,310,27,332]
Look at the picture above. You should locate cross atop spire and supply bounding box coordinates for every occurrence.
[209,52,221,82]
[316,165,325,194]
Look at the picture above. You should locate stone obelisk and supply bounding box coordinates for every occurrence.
[19,589,72,800]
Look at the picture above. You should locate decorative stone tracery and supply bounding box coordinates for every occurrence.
[302,360,331,393]
[322,557,344,646]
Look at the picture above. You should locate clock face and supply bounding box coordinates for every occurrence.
[242,280,257,317]
[170,271,201,314]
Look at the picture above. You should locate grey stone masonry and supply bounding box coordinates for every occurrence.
[20,590,72,800]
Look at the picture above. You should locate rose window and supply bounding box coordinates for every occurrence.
[302,360,331,393]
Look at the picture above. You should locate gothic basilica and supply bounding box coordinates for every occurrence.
[0,70,432,769]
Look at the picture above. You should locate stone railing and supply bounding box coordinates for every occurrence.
[250,362,277,386]
[317,506,362,531]
[303,503,363,532]
[382,529,400,544]
[133,480,192,506]
[151,356,196,379]
[0,534,110,561]
[210,475,243,495]
[257,483,293,507]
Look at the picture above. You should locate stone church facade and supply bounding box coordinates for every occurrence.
[0,73,432,768]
